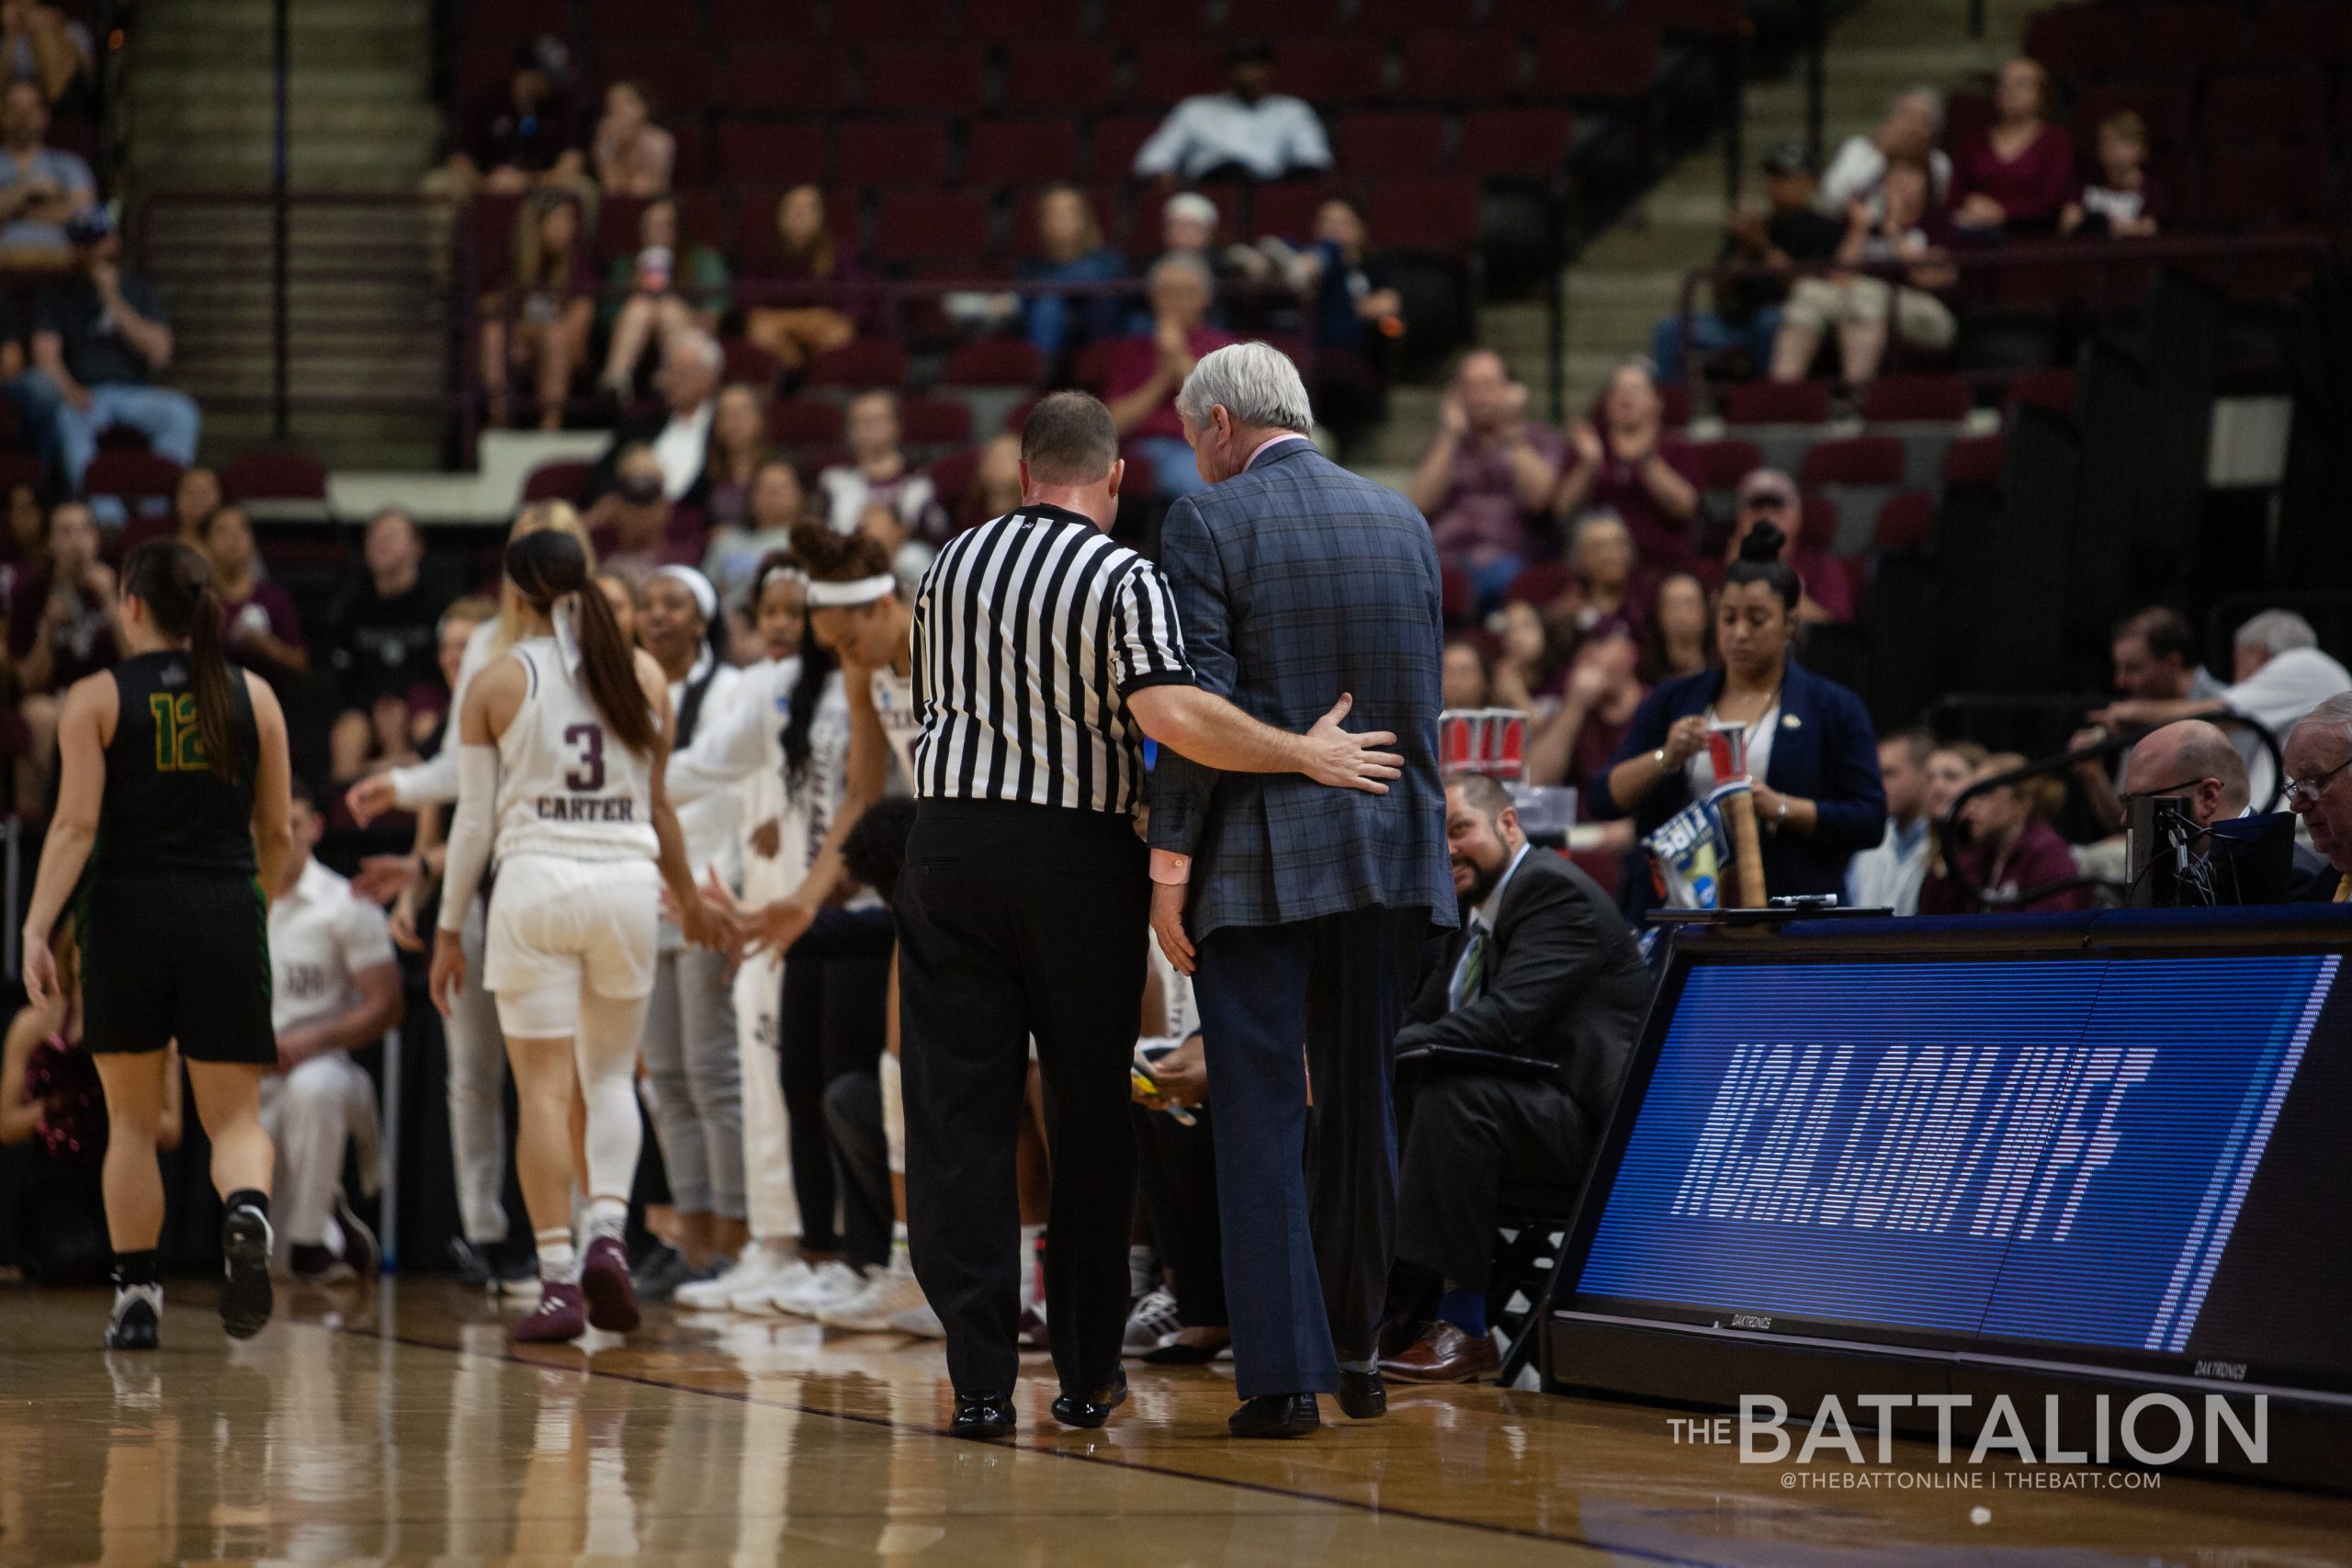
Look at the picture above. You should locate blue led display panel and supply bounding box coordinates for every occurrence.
[1575,954,2344,1366]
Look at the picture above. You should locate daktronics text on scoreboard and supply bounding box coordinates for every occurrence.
[1545,908,2352,1490]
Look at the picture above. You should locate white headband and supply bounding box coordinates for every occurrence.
[805,573,896,608]
[651,564,719,624]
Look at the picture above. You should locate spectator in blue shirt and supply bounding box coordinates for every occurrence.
[1018,185,1125,365]
[0,78,89,263]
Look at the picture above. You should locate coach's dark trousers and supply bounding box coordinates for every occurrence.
[1191,904,1429,1400]
[895,798,1149,1399]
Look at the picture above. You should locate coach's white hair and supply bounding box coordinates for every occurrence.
[2234,609,2318,658]
[1176,341,1313,434]
[2290,692,2352,755]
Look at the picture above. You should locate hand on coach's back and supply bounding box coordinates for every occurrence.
[1300,694,1402,795]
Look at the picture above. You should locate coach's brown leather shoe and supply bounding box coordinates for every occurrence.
[1378,1322,1500,1384]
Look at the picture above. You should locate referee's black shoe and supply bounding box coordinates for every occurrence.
[1337,1366,1386,1419]
[220,1203,275,1340]
[1229,1393,1321,1438]
[1051,1369,1128,1429]
[949,1391,1017,1441]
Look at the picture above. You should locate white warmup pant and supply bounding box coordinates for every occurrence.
[444,896,511,1247]
[732,946,799,1240]
[259,1052,380,1250]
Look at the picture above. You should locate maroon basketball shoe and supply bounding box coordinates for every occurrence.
[514,1280,587,1344]
[581,1236,641,1334]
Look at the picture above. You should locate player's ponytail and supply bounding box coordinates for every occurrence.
[122,538,245,784]
[504,528,658,757]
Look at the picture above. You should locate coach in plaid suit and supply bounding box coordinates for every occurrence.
[1148,342,1454,1439]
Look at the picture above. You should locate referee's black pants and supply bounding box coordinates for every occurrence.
[895,798,1149,1399]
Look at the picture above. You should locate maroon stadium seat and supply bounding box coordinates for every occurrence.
[1457,107,1575,177]
[721,47,852,114]
[1531,25,1657,99]
[1002,42,1118,116]
[1361,0,1481,31]
[2069,80,2193,153]
[1503,558,1570,606]
[2199,73,2329,146]
[1488,0,1616,28]
[713,122,828,186]
[2023,5,2134,79]
[1684,438,1762,492]
[2194,146,2330,223]
[837,120,950,186]
[2132,4,2243,73]
[221,447,327,502]
[85,454,181,514]
[1724,380,1831,425]
[709,0,814,39]
[721,338,780,388]
[1117,446,1159,497]
[899,397,974,447]
[589,0,692,38]
[930,446,986,527]
[873,190,994,262]
[964,0,1085,39]
[827,0,956,42]
[1800,436,1906,488]
[768,399,846,446]
[806,341,912,390]
[463,0,568,46]
[2007,368,2080,422]
[1069,341,1114,393]
[1941,434,2007,489]
[1392,35,1521,104]
[1440,566,1474,622]
[1627,0,1742,36]
[862,46,989,117]
[594,195,652,265]
[1225,0,1348,35]
[1102,1,1209,39]
[521,458,594,504]
[966,121,1079,186]
[2243,0,2352,65]
[1277,39,1389,106]
[614,50,714,115]
[1872,490,1935,552]
[1089,115,1163,180]
[1244,180,1330,242]
[1129,42,1227,110]
[1364,175,1479,250]
[1335,112,1450,175]
[1797,493,1838,551]
[1863,374,1972,423]
[942,339,1045,388]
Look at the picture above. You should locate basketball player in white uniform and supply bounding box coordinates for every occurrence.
[430,526,715,1344]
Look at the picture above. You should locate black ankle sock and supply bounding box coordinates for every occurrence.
[224,1189,269,1221]
[112,1249,158,1289]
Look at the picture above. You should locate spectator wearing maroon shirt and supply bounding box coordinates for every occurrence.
[1407,349,1566,615]
[7,498,114,801]
[741,186,861,376]
[1104,254,1237,499]
[1526,628,1646,792]
[2061,111,2164,240]
[1703,469,1854,626]
[1919,753,2090,914]
[198,503,307,687]
[1951,58,2075,235]
[1553,361,1702,574]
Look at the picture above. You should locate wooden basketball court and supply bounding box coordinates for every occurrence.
[4,1279,2349,1564]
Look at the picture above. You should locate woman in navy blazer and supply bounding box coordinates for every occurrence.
[1592,523,1886,913]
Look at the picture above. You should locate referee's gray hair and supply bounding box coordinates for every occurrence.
[1175,342,1313,434]
[2291,692,2352,756]
[2234,609,2318,657]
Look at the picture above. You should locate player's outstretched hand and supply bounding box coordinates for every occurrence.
[675,871,729,953]
[352,853,419,905]
[345,774,399,828]
[1302,694,1402,794]
[429,928,465,1017]
[742,897,818,958]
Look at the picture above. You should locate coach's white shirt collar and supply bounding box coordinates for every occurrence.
[1244,432,1310,470]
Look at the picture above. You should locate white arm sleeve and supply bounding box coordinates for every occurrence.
[435,744,501,936]
[392,622,497,809]
[668,667,778,806]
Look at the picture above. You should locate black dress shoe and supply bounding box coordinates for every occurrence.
[1228,1393,1320,1438]
[1050,1369,1128,1429]
[950,1391,1017,1441]
[1337,1366,1386,1419]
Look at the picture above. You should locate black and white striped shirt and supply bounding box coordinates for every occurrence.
[911,503,1194,814]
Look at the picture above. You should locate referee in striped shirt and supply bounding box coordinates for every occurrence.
[897,390,1401,1439]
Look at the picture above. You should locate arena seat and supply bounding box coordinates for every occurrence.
[1275,39,1389,107]
[708,0,808,39]
[713,122,827,186]
[2242,0,2352,65]
[964,0,1085,39]
[942,339,1044,388]
[1800,435,1905,489]
[221,448,328,502]
[1365,176,1480,251]
[2007,368,2081,422]
[1724,379,1832,426]
[721,338,780,388]
[966,119,1081,186]
[1362,0,1483,31]
[1101,0,1208,39]
[836,121,951,186]
[519,458,594,505]
[1128,42,1227,111]
[2132,4,2243,73]
[85,453,182,514]
[1940,433,2007,490]
[1872,490,1935,553]
[768,399,846,446]
[1862,374,1972,423]
[2194,147,2333,225]
[1225,0,1348,34]
[2068,80,2193,154]
[1457,107,1576,178]
[720,47,852,114]
[1337,112,1452,176]
[874,190,994,264]
[827,0,956,43]
[899,396,975,455]
[806,341,912,391]
[1530,24,1657,100]
[861,46,990,117]
[2199,72,2329,147]
[1002,43,1119,116]
[1392,35,1521,106]
[1684,436,1762,497]
[2024,4,2134,80]
[1089,116,1163,181]
[1252,182,1335,243]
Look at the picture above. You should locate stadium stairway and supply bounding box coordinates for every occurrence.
[124,0,447,470]
[1475,0,2044,419]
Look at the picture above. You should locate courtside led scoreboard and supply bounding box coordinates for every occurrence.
[1546,908,2352,1490]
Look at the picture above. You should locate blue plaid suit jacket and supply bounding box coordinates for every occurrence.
[1148,439,1455,941]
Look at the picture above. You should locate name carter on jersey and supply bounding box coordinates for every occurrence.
[534,795,637,822]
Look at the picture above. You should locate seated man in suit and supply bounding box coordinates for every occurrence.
[1380,773,1652,1384]
[2122,718,2335,903]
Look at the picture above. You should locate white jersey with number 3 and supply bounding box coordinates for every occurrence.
[494,637,660,864]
